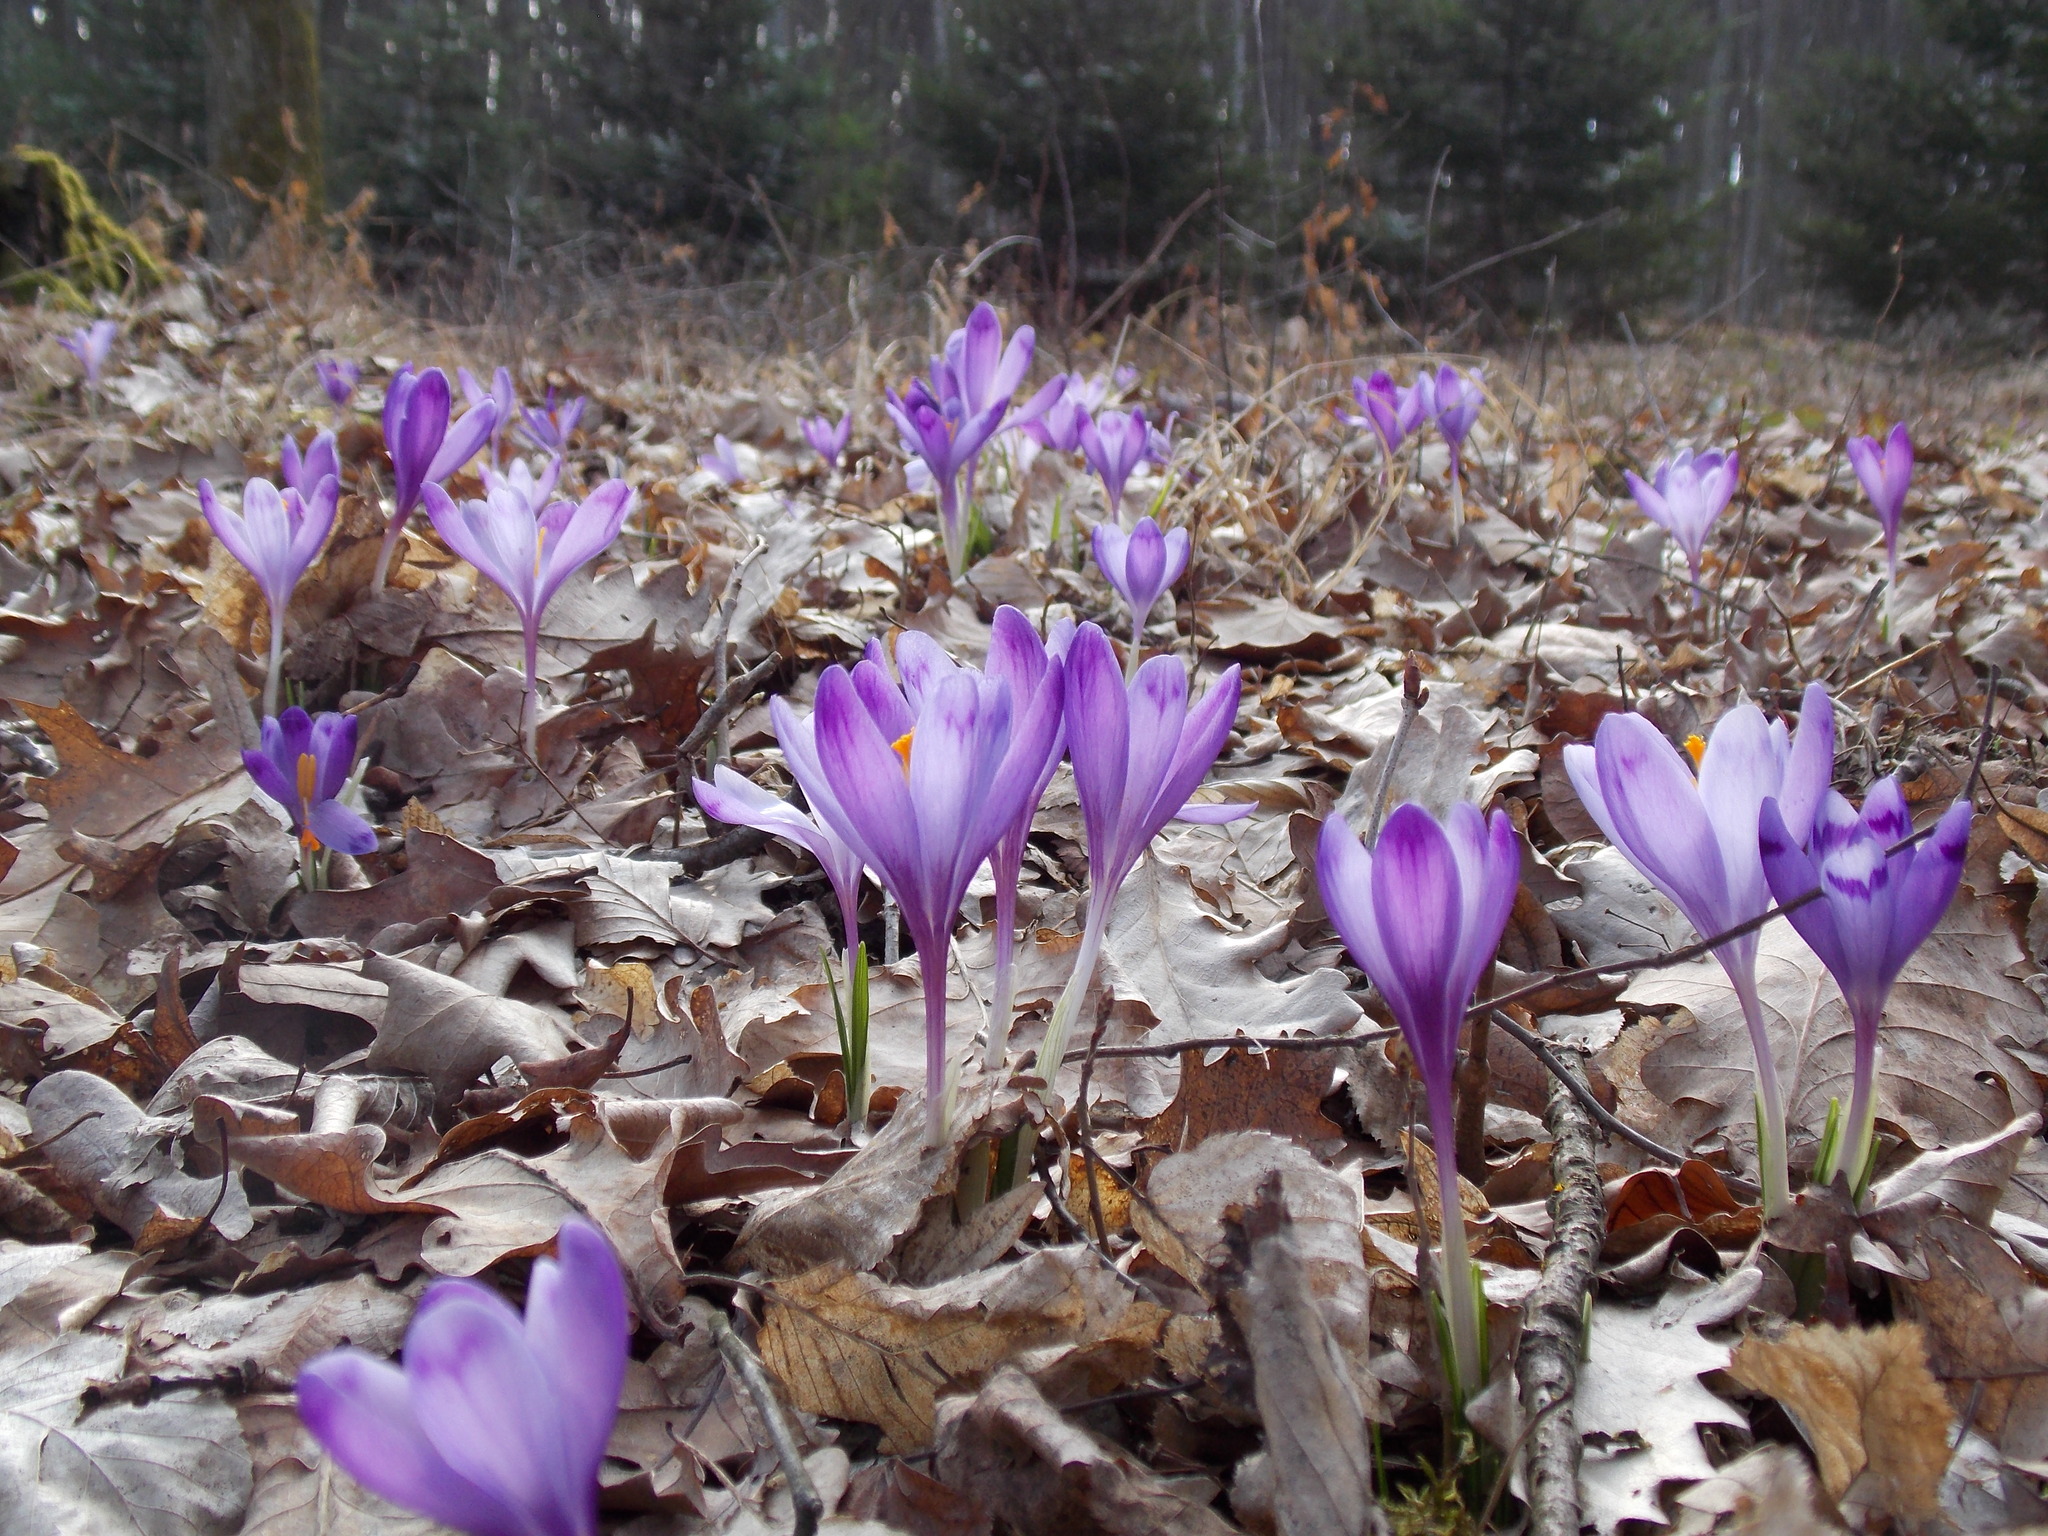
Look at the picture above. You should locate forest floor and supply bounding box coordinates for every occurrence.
[2,240,2048,1536]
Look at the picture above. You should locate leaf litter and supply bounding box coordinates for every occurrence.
[2,257,2048,1536]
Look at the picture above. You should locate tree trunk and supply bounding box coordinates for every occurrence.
[203,0,323,252]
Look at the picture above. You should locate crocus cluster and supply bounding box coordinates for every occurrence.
[378,365,499,589]
[244,707,377,886]
[1761,776,1968,1195]
[424,475,635,757]
[1626,448,1740,603]
[1338,364,1484,510]
[201,459,340,717]
[60,319,117,389]
[1567,687,1832,1216]
[298,1218,628,1536]
[886,303,1062,574]
[1318,800,1518,1403]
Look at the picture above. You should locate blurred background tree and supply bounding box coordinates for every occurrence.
[0,0,2027,332]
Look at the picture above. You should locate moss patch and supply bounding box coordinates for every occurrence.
[0,147,169,308]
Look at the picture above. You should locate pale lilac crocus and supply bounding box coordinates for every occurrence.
[1092,516,1189,673]
[201,474,339,717]
[1318,800,1518,1403]
[693,764,863,957]
[1565,684,1835,1216]
[298,1218,627,1536]
[243,707,377,875]
[771,630,1065,1142]
[423,477,634,758]
[1416,364,1484,493]
[1847,423,1913,637]
[1021,379,1093,455]
[316,358,361,414]
[377,365,499,590]
[1626,448,1741,603]
[700,434,744,486]
[1080,407,1152,523]
[59,319,116,388]
[460,366,517,464]
[1761,778,1969,1196]
[280,429,340,500]
[803,413,852,470]
[1339,370,1426,460]
[885,380,1006,574]
[1037,624,1246,1080]
[522,386,586,454]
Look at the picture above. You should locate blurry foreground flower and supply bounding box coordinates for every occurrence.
[1038,625,1244,1080]
[60,319,116,388]
[316,358,360,414]
[1761,777,1969,1196]
[244,707,376,888]
[772,627,1064,1142]
[298,1218,627,1536]
[1626,448,1740,603]
[700,434,744,486]
[1318,801,1517,1404]
[1092,516,1188,672]
[378,365,498,590]
[201,474,338,716]
[803,412,852,469]
[1080,406,1152,522]
[424,477,634,758]
[1566,686,1834,1215]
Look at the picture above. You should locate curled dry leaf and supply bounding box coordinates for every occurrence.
[758,1244,1169,1453]
[362,951,585,1103]
[1727,1322,1953,1528]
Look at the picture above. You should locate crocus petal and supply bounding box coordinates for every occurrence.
[904,671,1006,934]
[428,400,498,483]
[306,797,379,856]
[1122,519,1168,614]
[297,1351,528,1536]
[309,712,359,800]
[405,1286,581,1533]
[1859,775,1912,848]
[958,304,1003,406]
[242,746,297,818]
[1760,796,1851,978]
[1776,683,1836,846]
[1695,704,1781,925]
[521,1219,628,1496]
[1065,626,1133,884]
[1368,804,1466,1081]
[810,667,923,906]
[693,764,862,909]
[1092,523,1130,592]
[287,479,340,577]
[1585,712,1734,936]
[1881,797,1970,979]
[198,480,259,575]
[1176,800,1256,823]
[536,481,633,610]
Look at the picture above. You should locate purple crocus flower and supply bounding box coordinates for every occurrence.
[933,302,1061,435]
[770,626,1065,1142]
[243,707,377,858]
[700,434,744,486]
[1761,778,1969,1195]
[693,764,864,956]
[884,380,1007,575]
[1092,516,1189,670]
[1318,800,1518,1401]
[1080,407,1152,522]
[377,365,499,590]
[1021,380,1093,455]
[316,358,361,413]
[481,456,564,518]
[1847,423,1913,591]
[298,1218,627,1536]
[460,366,518,464]
[521,386,587,454]
[1037,624,1245,1079]
[423,477,635,757]
[1625,448,1741,603]
[59,319,117,387]
[200,474,339,717]
[1415,365,1484,488]
[803,413,852,470]
[1338,370,1426,459]
[1565,684,1835,1216]
[280,429,340,500]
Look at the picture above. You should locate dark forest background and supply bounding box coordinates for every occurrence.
[3,0,2043,334]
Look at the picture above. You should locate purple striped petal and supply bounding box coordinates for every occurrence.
[521,1220,627,1500]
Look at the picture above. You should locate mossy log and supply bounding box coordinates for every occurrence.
[0,147,168,308]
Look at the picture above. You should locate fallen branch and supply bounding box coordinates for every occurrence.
[1515,1044,1605,1536]
[707,1308,823,1536]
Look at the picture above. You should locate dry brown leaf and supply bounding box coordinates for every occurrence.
[1143,1045,1344,1156]
[758,1245,1168,1452]
[1728,1322,1952,1526]
[1669,1443,1848,1535]
[362,952,584,1103]
[292,827,501,944]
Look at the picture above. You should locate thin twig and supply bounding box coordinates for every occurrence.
[706,1309,823,1536]
[1366,655,1426,844]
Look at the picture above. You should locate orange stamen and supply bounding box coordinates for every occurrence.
[1685,734,1707,768]
[892,731,914,773]
[534,526,547,579]
[296,753,323,852]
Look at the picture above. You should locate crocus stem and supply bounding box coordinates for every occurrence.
[985,882,1019,1070]
[1731,967,1792,1218]
[1126,610,1145,681]
[1841,1014,1882,1198]
[1426,1078,1484,1404]
[372,518,404,593]
[921,941,952,1147]
[1449,460,1464,526]
[521,629,541,763]
[939,479,966,576]
[1038,907,1109,1101]
[263,610,284,720]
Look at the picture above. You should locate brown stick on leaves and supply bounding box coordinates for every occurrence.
[1516,1043,1605,1536]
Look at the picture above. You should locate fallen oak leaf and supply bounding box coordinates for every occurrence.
[362,951,585,1104]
